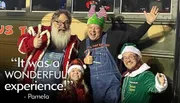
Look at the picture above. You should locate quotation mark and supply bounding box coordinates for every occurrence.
[63,80,73,90]
[67,80,73,85]
[11,58,17,62]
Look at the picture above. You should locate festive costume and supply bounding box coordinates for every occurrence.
[85,33,121,103]
[121,63,168,103]
[57,59,92,103]
[17,24,79,84]
[118,43,168,103]
[78,4,153,103]
[79,5,122,103]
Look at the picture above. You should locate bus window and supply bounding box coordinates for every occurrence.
[121,0,171,13]
[72,0,114,13]
[0,0,25,10]
[32,0,66,11]
[0,0,6,10]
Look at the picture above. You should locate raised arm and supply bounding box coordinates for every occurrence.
[144,72,168,93]
[17,25,42,55]
[127,6,159,42]
[144,6,159,25]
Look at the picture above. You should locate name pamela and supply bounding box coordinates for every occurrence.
[27,93,49,99]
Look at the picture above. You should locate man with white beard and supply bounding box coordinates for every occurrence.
[17,9,80,85]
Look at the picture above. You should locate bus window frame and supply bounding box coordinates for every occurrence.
[30,0,67,12]
[70,0,120,19]
[0,0,177,23]
[71,0,116,14]
[0,0,26,12]
[118,0,178,22]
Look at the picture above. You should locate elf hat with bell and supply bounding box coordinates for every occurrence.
[67,59,86,75]
[118,43,142,59]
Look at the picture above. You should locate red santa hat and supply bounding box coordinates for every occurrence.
[67,59,86,75]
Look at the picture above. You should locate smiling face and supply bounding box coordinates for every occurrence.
[51,13,71,50]
[69,68,83,82]
[122,52,140,70]
[87,24,103,41]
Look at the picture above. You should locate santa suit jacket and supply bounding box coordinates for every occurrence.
[17,24,80,83]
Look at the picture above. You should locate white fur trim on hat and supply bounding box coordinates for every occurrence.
[118,46,141,59]
[68,65,84,74]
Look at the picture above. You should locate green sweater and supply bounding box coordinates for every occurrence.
[121,64,161,103]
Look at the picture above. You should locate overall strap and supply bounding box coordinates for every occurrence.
[102,32,107,44]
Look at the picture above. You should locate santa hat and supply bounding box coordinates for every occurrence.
[67,59,86,75]
[118,43,142,59]
[87,4,107,27]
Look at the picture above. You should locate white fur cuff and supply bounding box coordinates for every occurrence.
[155,73,168,93]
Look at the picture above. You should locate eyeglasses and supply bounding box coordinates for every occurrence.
[122,54,137,61]
[55,20,70,25]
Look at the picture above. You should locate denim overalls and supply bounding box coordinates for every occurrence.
[86,33,121,103]
[35,50,64,96]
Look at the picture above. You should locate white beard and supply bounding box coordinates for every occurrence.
[51,25,71,50]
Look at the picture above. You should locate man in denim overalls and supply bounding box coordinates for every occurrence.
[78,4,159,103]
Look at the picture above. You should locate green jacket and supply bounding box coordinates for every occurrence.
[121,63,168,103]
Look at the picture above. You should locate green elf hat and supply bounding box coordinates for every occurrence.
[87,14,105,28]
[118,43,142,59]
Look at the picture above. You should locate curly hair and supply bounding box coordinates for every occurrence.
[51,9,72,24]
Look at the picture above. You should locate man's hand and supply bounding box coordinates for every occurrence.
[84,50,93,64]
[157,73,165,86]
[144,6,159,25]
[33,33,42,48]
